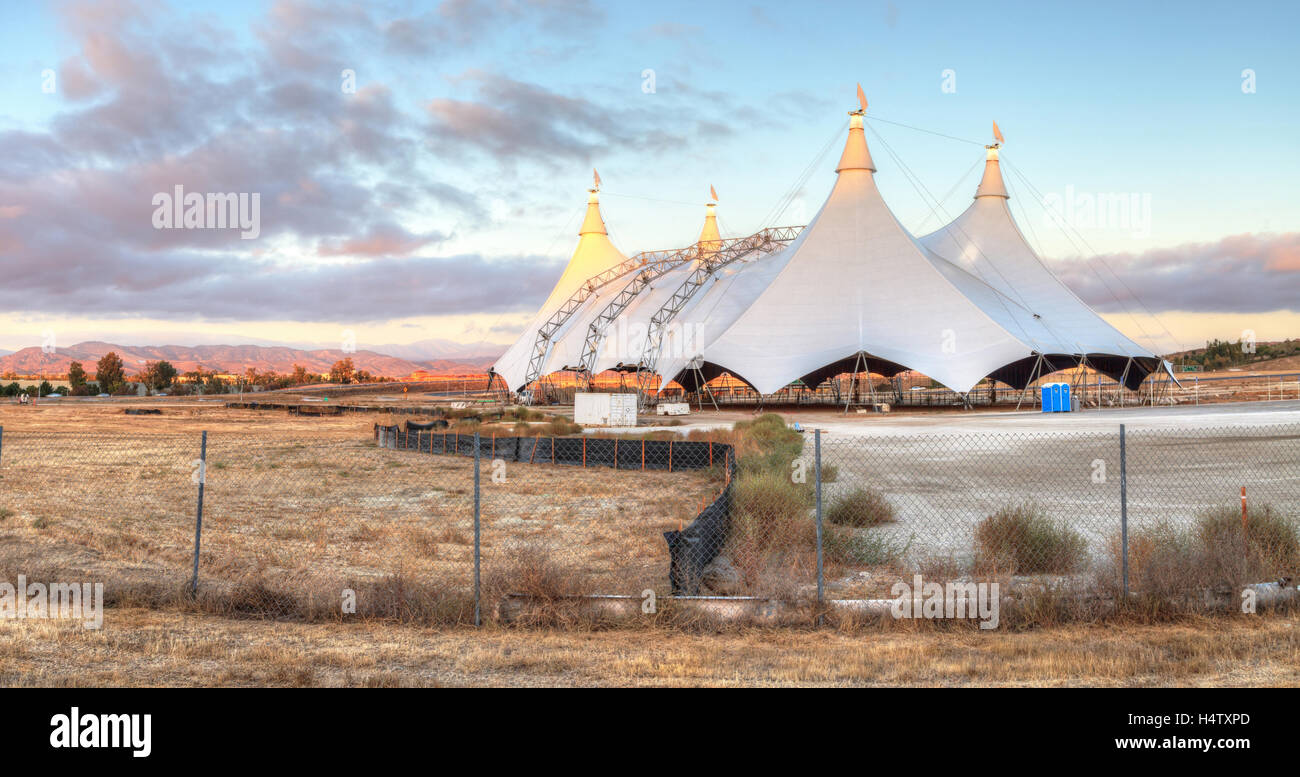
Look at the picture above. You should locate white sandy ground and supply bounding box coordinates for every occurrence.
[591,400,1300,569]
[585,399,1300,437]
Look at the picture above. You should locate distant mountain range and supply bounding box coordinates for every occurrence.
[0,341,504,378]
[364,338,506,362]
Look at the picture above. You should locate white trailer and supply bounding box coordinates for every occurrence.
[573,392,638,427]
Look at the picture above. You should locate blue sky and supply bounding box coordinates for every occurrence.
[1,0,1297,355]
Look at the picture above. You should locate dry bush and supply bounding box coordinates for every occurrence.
[542,416,583,436]
[1197,504,1300,578]
[725,468,816,590]
[1108,503,1300,604]
[827,487,895,527]
[975,502,1087,574]
[482,546,601,628]
[190,569,477,625]
[822,525,910,566]
[729,413,804,476]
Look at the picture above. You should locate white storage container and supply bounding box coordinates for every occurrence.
[574,392,638,427]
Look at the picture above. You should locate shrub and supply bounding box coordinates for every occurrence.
[975,503,1086,574]
[827,487,895,527]
[543,416,583,436]
[726,469,817,588]
[1196,504,1300,577]
[731,413,803,476]
[822,525,911,566]
[1108,504,1299,604]
[730,469,815,551]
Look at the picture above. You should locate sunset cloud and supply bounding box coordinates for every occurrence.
[1052,233,1300,315]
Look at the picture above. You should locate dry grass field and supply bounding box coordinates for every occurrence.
[2,607,1297,687]
[0,401,718,622]
[2,399,1298,687]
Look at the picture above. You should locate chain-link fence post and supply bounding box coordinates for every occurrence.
[473,430,482,627]
[1119,423,1129,597]
[814,428,824,624]
[190,430,208,597]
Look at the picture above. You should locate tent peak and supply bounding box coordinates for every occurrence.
[974,145,1009,199]
[579,189,607,235]
[836,110,877,174]
[698,201,721,248]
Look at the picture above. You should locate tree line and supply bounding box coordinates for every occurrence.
[1180,338,1300,372]
[2,352,394,397]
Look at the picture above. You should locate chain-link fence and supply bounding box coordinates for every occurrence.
[0,420,1296,625]
[810,423,1300,606]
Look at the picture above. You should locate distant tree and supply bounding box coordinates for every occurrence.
[95,352,126,395]
[354,369,374,383]
[39,380,54,396]
[329,358,355,384]
[67,361,88,395]
[140,360,178,393]
[204,373,229,395]
[291,364,310,385]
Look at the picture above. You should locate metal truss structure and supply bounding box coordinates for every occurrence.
[633,226,804,403]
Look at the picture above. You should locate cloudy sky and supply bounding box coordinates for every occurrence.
[1,0,1297,355]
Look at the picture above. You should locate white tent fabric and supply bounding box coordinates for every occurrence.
[692,113,1032,394]
[530,201,725,378]
[498,107,1166,398]
[493,190,627,392]
[918,148,1152,361]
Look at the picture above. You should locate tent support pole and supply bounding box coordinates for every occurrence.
[843,356,855,415]
[1071,355,1090,408]
[844,351,865,415]
[705,379,719,411]
[1015,353,1045,411]
[1117,357,1134,408]
[866,358,880,409]
[688,363,718,412]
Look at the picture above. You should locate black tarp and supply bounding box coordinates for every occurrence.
[664,483,731,595]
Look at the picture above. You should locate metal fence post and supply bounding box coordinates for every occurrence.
[190,430,208,597]
[814,428,824,624]
[1119,423,1129,598]
[473,430,482,627]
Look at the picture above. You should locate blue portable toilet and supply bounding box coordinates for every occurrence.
[1040,384,1052,412]
[1060,382,1072,412]
[1050,383,1063,412]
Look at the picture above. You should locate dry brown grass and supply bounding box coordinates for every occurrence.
[1103,504,1300,611]
[1,606,1296,687]
[0,402,718,625]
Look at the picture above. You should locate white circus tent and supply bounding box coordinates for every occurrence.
[492,181,628,394]
[917,143,1169,390]
[493,95,1171,401]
